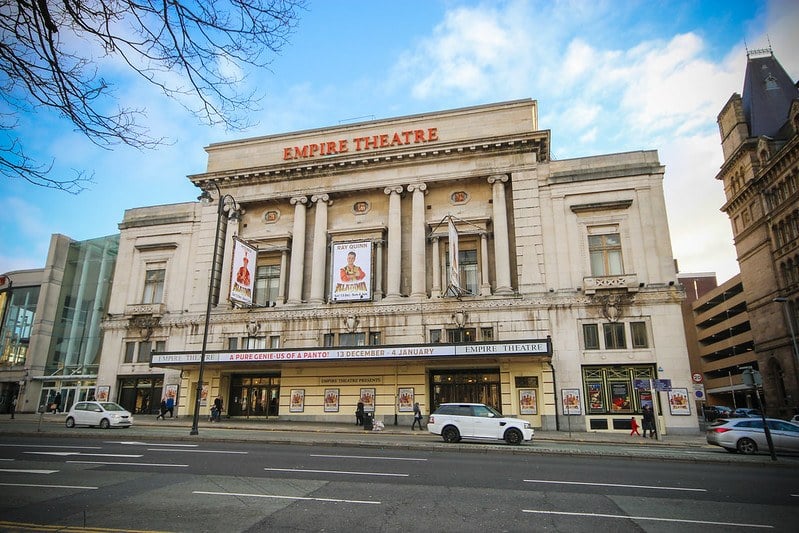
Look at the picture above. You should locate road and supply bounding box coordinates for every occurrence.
[1,434,798,532]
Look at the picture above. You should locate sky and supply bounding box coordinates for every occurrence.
[1,0,798,284]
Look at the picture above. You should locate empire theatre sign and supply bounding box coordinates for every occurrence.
[151,340,551,366]
[282,127,440,161]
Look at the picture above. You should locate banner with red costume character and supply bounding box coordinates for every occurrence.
[230,238,257,305]
[331,241,372,301]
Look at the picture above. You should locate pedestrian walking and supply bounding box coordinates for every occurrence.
[411,402,424,430]
[51,392,62,413]
[156,399,167,420]
[355,401,365,426]
[10,395,17,419]
[642,405,657,438]
[211,396,223,422]
[165,395,175,418]
[630,416,641,436]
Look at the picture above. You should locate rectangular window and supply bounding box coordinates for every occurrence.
[445,243,479,296]
[583,324,600,350]
[447,328,476,343]
[630,322,648,348]
[137,341,152,363]
[369,332,381,345]
[142,268,165,304]
[323,333,334,347]
[339,333,365,346]
[244,337,266,349]
[603,322,626,349]
[430,329,442,343]
[254,264,280,307]
[480,327,494,341]
[589,234,623,276]
[269,335,280,349]
[124,342,135,363]
[228,337,238,350]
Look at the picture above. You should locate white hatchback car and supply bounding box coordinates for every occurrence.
[427,403,534,445]
[65,401,134,429]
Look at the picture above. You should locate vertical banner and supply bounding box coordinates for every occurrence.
[448,218,460,292]
[561,388,582,415]
[332,241,372,301]
[230,238,257,305]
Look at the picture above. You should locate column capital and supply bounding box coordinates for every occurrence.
[384,185,404,195]
[488,174,509,185]
[407,183,427,193]
[290,196,308,205]
[311,193,331,204]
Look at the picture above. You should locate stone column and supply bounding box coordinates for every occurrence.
[287,196,308,304]
[384,186,403,298]
[309,194,330,304]
[479,232,491,296]
[407,183,427,298]
[430,236,441,298]
[374,240,384,300]
[277,250,288,305]
[489,174,513,294]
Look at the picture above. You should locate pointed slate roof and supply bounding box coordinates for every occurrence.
[742,49,799,139]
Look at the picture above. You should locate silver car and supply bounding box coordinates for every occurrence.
[65,401,133,429]
[706,417,799,455]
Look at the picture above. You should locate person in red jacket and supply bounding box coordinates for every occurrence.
[630,416,641,436]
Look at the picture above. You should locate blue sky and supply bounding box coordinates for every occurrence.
[1,0,797,283]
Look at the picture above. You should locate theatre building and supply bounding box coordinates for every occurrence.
[97,99,698,434]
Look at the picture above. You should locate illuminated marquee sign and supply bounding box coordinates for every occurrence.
[151,340,551,366]
[283,127,439,161]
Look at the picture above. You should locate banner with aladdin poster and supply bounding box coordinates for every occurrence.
[230,238,257,305]
[331,241,372,301]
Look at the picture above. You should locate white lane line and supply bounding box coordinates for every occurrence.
[0,482,97,490]
[0,459,13,462]
[0,469,58,474]
[194,490,380,505]
[111,441,199,447]
[522,510,773,529]
[149,449,248,454]
[523,479,706,492]
[26,452,142,458]
[310,454,427,462]
[67,461,188,467]
[265,468,408,477]
[0,443,101,449]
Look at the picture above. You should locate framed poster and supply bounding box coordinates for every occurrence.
[360,388,376,413]
[398,388,414,412]
[668,388,691,415]
[199,383,209,407]
[610,382,632,411]
[324,388,339,412]
[519,389,537,415]
[289,389,305,413]
[331,241,372,301]
[96,386,110,402]
[561,388,581,415]
[587,382,603,412]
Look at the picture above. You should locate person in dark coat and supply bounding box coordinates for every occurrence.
[355,402,365,426]
[412,402,424,430]
[642,405,656,438]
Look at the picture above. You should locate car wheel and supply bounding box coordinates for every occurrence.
[504,428,523,445]
[65,417,75,428]
[737,437,757,454]
[441,425,461,443]
[99,418,111,429]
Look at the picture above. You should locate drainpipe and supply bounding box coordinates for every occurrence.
[545,337,559,431]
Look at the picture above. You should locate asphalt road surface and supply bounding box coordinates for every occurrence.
[0,434,797,532]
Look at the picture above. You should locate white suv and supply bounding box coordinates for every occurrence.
[427,403,534,445]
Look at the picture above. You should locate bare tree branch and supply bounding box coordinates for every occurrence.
[0,0,306,191]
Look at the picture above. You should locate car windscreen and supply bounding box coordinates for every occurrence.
[100,402,126,412]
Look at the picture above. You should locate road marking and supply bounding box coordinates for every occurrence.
[111,441,199,447]
[0,520,161,532]
[523,479,706,492]
[0,443,101,449]
[0,469,58,474]
[67,461,188,467]
[264,467,408,477]
[26,452,143,458]
[310,454,427,461]
[149,449,248,454]
[521,510,773,528]
[0,482,97,490]
[0,458,13,462]
[194,490,380,505]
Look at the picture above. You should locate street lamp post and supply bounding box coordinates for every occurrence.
[773,297,799,378]
[190,183,239,436]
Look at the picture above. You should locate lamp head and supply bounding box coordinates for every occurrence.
[198,189,213,204]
